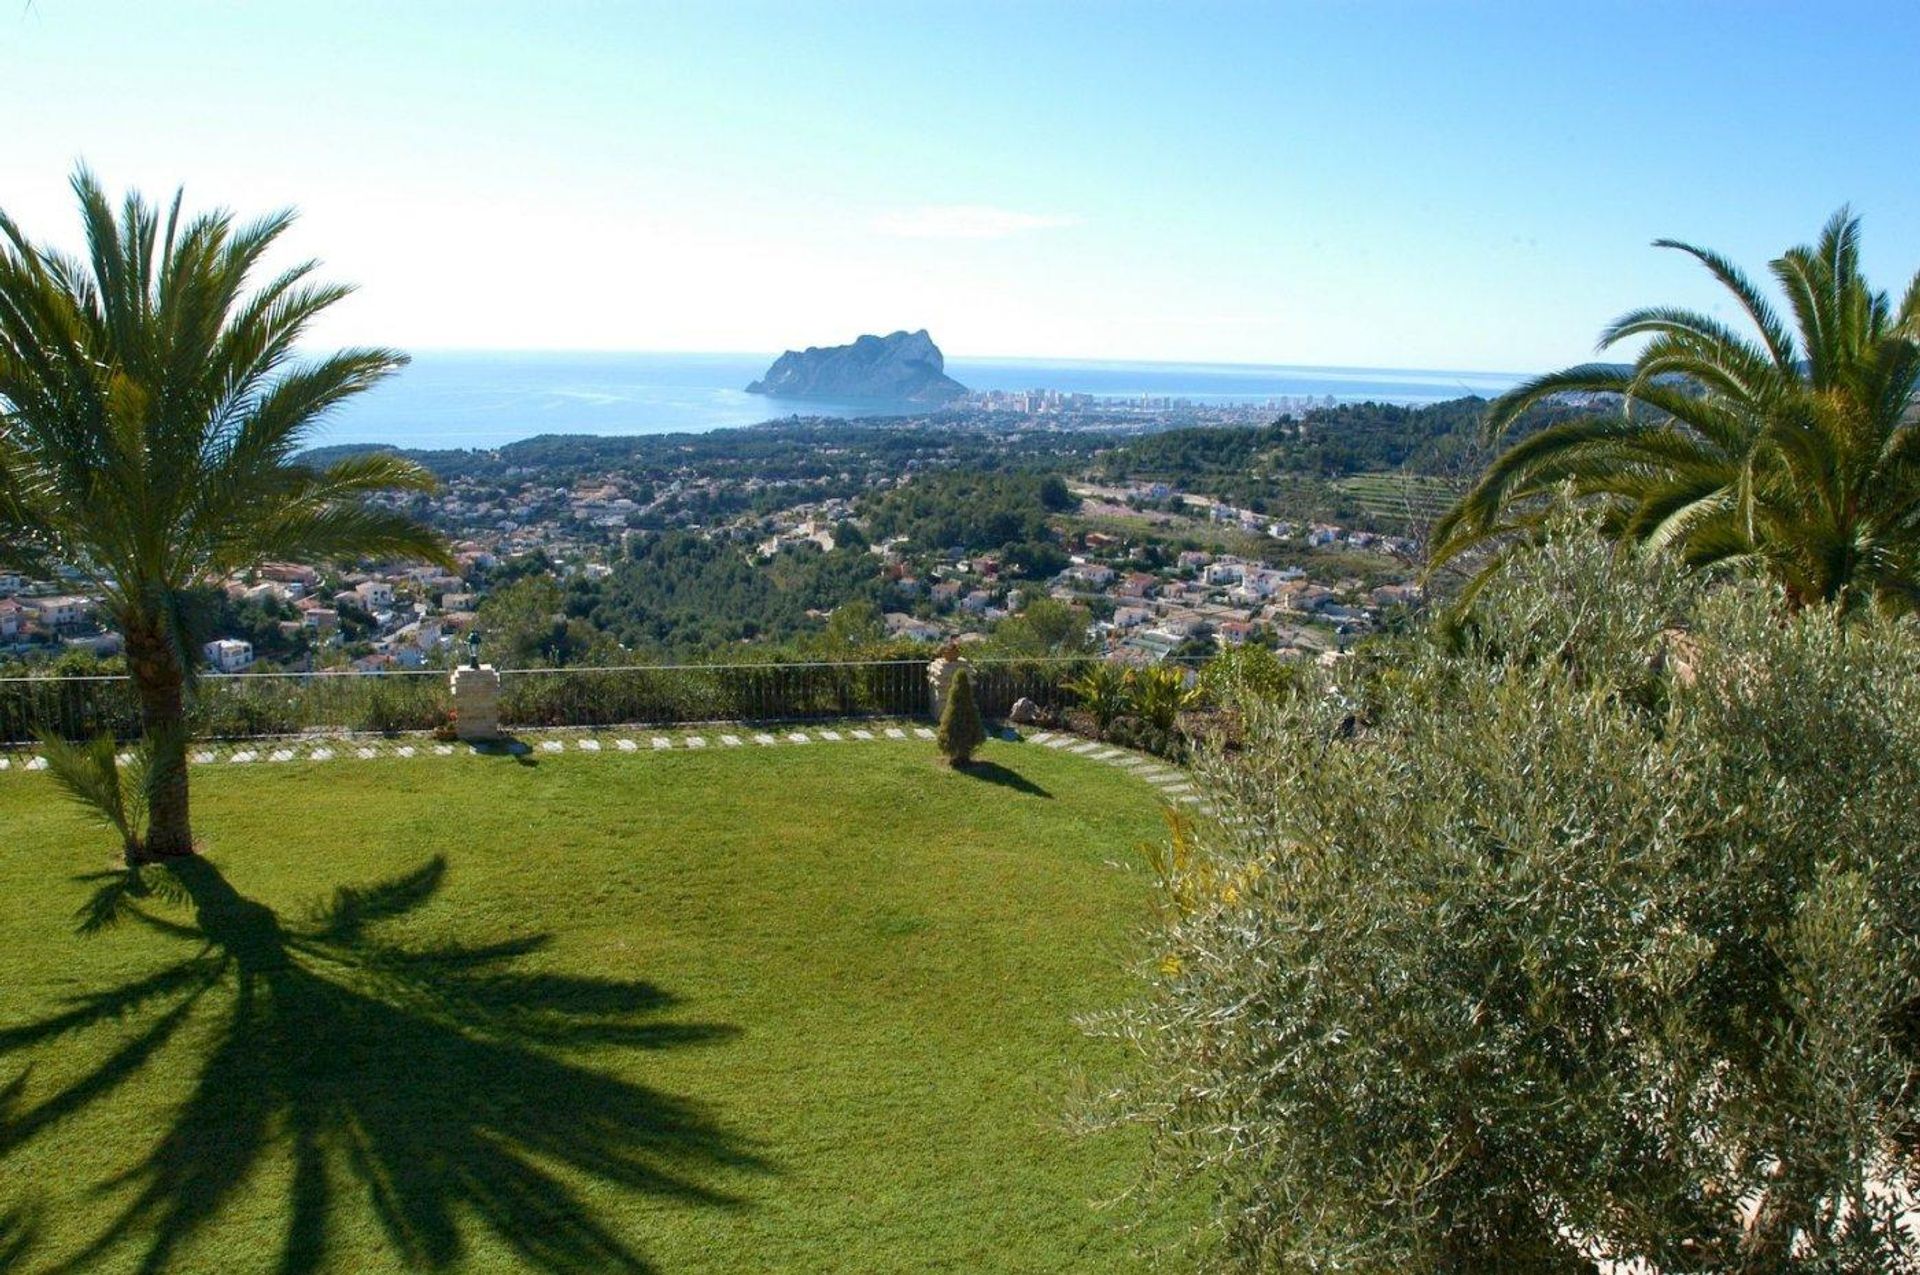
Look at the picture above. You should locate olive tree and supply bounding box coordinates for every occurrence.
[1093,525,1920,1272]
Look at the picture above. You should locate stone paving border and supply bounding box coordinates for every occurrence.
[0,722,1210,811]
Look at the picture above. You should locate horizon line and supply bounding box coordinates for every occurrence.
[380,345,1538,381]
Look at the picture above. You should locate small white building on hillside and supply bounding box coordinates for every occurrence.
[204,638,255,674]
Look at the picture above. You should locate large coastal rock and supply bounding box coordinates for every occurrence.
[746,330,969,404]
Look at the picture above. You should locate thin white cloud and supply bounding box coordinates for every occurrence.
[871,204,1081,240]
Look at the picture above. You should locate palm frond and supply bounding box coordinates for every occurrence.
[1651,236,1799,371]
[34,732,147,859]
[1443,210,1920,616]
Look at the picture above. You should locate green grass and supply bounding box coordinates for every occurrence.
[0,739,1185,1273]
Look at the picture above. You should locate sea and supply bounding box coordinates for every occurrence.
[313,350,1527,451]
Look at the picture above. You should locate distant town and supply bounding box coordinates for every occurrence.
[0,395,1453,677]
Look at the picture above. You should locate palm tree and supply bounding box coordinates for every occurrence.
[1432,209,1920,613]
[0,169,450,859]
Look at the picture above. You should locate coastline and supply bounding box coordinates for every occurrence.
[314,349,1525,450]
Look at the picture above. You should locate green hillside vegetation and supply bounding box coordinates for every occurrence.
[1095,398,1595,527]
[863,470,1076,550]
[570,531,888,658]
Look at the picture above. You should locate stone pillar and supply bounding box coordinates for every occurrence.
[927,654,970,720]
[451,664,502,742]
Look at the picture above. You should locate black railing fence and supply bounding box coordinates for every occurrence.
[498,661,935,730]
[0,656,1148,745]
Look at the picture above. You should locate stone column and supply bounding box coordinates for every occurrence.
[927,654,970,720]
[451,664,502,742]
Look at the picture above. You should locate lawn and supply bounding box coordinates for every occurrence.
[0,736,1184,1273]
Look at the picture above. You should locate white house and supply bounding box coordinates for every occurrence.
[204,638,255,674]
[355,580,395,610]
[1070,563,1115,588]
[24,595,90,630]
[884,612,943,643]
[0,598,23,639]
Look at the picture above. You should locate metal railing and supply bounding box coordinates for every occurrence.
[498,661,933,729]
[0,668,451,744]
[0,656,1132,745]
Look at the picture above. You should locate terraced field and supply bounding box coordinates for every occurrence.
[1332,471,1463,526]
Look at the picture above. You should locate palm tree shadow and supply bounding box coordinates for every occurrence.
[1,855,766,1274]
[955,759,1052,799]
[0,1204,40,1269]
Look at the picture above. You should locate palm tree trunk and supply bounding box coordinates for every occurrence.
[126,625,194,859]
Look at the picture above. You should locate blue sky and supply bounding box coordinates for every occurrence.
[3,1,1917,371]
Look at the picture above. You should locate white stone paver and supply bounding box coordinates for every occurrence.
[3,721,1194,816]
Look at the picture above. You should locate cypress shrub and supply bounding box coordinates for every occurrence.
[935,667,986,766]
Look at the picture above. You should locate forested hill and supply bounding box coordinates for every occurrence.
[1094,395,1606,500]
[297,417,1113,484]
[1101,398,1492,483]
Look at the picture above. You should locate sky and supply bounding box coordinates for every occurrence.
[2,1,1918,372]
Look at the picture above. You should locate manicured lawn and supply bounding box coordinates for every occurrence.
[0,736,1180,1273]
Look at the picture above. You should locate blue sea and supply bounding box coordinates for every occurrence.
[314,350,1526,450]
